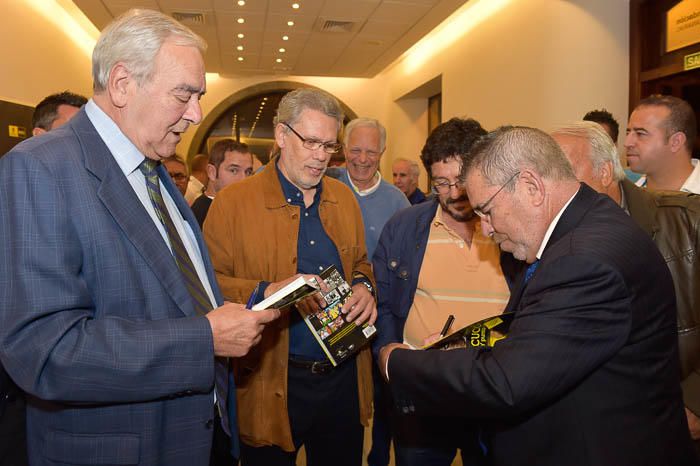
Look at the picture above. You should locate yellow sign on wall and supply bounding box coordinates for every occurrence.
[8,125,27,139]
[668,0,700,52]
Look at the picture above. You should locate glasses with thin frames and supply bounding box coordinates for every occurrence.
[283,122,342,154]
[431,179,463,195]
[473,171,520,220]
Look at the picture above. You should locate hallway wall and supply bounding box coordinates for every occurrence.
[2,0,628,191]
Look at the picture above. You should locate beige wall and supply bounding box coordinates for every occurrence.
[0,0,94,106]
[3,0,628,191]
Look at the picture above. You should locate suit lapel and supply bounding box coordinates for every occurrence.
[73,110,196,317]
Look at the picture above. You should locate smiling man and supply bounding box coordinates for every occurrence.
[378,125,697,466]
[204,88,377,466]
[0,9,279,466]
[327,118,409,261]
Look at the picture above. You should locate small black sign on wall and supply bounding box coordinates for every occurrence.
[0,100,34,159]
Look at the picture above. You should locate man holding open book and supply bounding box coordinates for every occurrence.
[204,88,376,466]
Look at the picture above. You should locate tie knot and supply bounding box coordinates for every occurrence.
[139,159,159,177]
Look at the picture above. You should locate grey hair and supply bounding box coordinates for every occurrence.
[466,126,576,187]
[552,121,625,182]
[273,88,344,132]
[343,118,387,152]
[393,157,420,179]
[92,9,206,92]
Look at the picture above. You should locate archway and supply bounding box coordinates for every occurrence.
[188,81,358,164]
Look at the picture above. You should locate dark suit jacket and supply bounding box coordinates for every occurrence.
[388,184,697,466]
[0,109,228,466]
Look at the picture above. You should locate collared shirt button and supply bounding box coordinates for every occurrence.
[389,260,398,268]
[287,198,292,203]
[304,212,309,217]
[318,266,324,271]
[310,240,315,245]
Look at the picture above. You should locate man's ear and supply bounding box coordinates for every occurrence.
[518,169,545,207]
[668,131,687,154]
[32,127,47,137]
[274,123,287,149]
[206,163,217,182]
[599,161,614,189]
[108,63,132,108]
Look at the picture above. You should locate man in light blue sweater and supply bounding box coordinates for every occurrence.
[328,118,409,261]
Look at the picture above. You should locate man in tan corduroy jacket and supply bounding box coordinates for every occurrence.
[204,88,375,466]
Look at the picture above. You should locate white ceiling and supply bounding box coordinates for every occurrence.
[72,0,467,78]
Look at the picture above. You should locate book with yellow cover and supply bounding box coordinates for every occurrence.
[422,312,515,351]
[299,265,377,366]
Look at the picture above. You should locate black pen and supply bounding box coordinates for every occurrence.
[439,314,455,338]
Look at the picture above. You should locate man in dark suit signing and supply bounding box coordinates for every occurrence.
[378,126,698,466]
[0,9,278,466]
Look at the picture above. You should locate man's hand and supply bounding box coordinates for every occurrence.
[265,273,329,315]
[378,343,410,382]
[342,283,377,326]
[206,302,280,357]
[686,407,700,440]
[422,332,442,347]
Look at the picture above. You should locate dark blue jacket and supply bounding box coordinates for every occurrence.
[371,198,521,357]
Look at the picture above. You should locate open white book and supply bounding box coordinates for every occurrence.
[251,276,320,311]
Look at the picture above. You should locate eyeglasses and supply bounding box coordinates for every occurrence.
[168,173,188,182]
[473,171,520,220]
[283,122,342,154]
[432,179,463,195]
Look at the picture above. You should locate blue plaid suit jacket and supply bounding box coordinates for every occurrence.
[0,109,230,466]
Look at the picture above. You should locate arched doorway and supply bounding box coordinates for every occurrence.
[189,81,358,164]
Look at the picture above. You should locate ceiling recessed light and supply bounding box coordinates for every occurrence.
[287,20,294,26]
[238,0,245,5]
[292,3,300,9]
[237,45,244,51]
[263,97,268,101]
[276,58,282,63]
[237,33,245,39]
[279,48,286,53]
[282,35,289,41]
[237,18,245,24]
[237,56,244,61]
[261,101,266,105]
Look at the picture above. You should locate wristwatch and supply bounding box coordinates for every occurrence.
[359,279,374,297]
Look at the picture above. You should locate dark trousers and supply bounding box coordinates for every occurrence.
[240,358,363,466]
[0,367,28,466]
[210,411,236,466]
[392,409,486,466]
[367,364,392,466]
